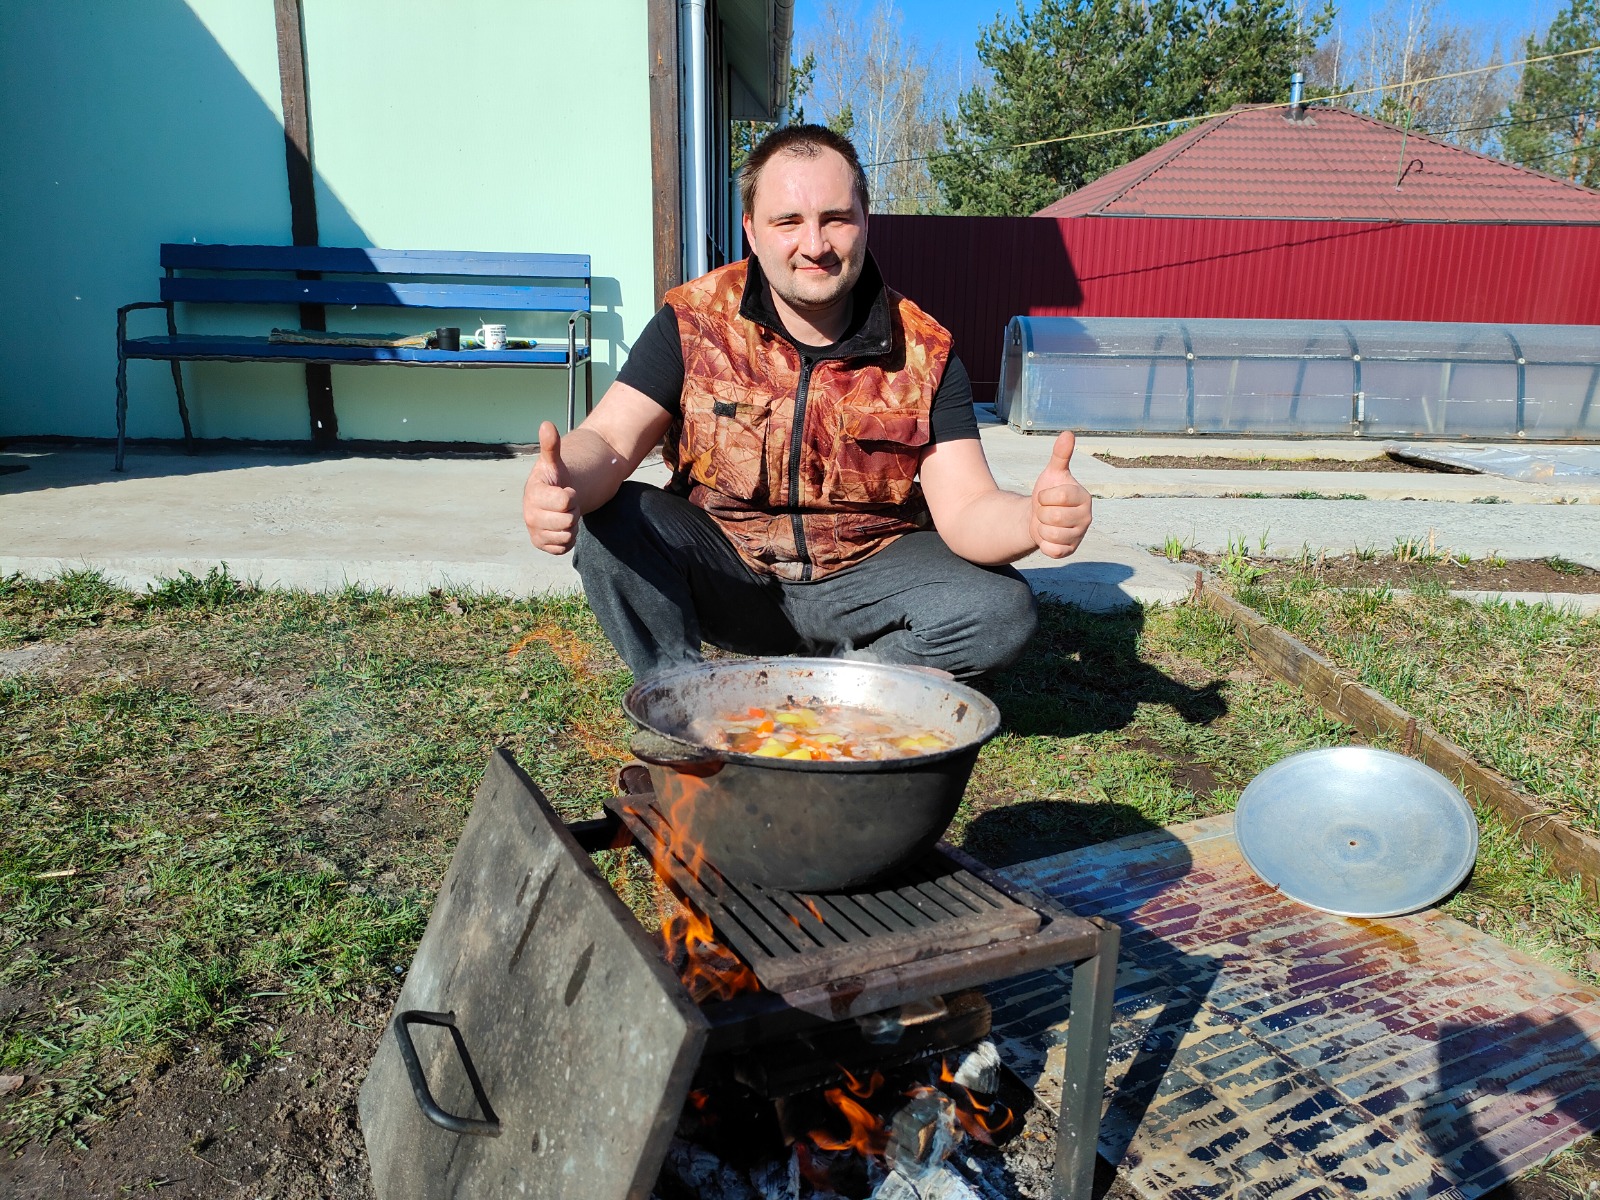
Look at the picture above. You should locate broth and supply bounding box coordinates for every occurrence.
[698,702,955,762]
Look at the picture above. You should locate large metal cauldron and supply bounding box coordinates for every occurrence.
[622,658,1001,892]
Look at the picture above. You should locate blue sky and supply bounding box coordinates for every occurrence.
[792,0,1567,81]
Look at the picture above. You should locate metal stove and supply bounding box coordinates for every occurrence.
[358,750,1118,1200]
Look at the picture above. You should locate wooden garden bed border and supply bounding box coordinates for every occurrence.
[1191,572,1600,903]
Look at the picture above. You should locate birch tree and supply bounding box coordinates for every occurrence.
[1308,0,1510,154]
[802,1,950,214]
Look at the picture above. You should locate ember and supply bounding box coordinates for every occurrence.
[665,1043,1018,1200]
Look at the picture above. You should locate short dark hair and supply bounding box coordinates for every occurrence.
[738,124,870,216]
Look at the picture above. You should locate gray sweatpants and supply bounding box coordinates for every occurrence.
[573,482,1039,682]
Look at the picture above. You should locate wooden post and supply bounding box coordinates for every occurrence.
[647,0,683,306]
[273,0,337,445]
[1195,574,1600,902]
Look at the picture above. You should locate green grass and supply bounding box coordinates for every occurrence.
[1546,555,1589,577]
[0,570,635,1147]
[1231,571,1600,835]
[3,567,1598,1160]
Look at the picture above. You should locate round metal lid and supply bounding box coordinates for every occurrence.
[1234,746,1479,918]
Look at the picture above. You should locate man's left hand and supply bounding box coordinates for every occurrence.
[1029,430,1092,559]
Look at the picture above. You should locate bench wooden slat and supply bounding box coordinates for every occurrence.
[118,241,597,470]
[160,277,590,312]
[123,334,587,366]
[160,243,590,279]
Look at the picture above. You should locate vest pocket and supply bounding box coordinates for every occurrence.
[684,394,770,501]
[823,404,930,505]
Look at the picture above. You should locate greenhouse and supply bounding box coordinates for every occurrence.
[995,317,1600,440]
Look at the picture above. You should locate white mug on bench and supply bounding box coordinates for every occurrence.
[475,323,508,351]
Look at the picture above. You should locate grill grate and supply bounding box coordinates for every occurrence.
[609,793,1041,993]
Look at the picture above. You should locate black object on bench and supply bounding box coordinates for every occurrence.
[115,244,592,470]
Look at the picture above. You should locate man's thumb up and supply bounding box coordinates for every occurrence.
[1045,429,1077,478]
[533,421,570,486]
[523,420,578,555]
[1030,428,1091,560]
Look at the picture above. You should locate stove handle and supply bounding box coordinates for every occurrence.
[392,1009,503,1138]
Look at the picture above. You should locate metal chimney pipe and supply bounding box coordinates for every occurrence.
[680,0,710,281]
[1289,71,1305,121]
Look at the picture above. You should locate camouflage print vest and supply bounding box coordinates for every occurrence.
[662,255,952,582]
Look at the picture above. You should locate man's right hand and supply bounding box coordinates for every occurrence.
[523,420,580,555]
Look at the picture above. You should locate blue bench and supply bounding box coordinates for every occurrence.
[115,244,592,469]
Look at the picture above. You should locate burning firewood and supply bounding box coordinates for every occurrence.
[885,1086,960,1180]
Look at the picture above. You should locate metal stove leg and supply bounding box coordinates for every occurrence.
[1053,917,1119,1200]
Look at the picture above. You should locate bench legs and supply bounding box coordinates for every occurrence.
[115,300,191,472]
[1054,916,1119,1200]
[562,356,595,435]
[565,355,576,435]
[115,351,129,473]
[165,303,195,454]
[114,357,194,472]
[565,310,593,435]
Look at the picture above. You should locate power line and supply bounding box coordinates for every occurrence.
[1500,142,1600,168]
[1419,107,1600,138]
[858,41,1600,170]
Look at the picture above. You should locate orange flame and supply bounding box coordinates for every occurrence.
[842,1066,883,1099]
[938,1058,1014,1143]
[652,772,760,1002]
[807,1085,891,1157]
[662,906,760,1002]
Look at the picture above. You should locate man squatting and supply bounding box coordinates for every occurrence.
[522,126,1091,681]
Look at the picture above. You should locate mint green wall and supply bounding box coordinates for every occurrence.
[0,0,654,446]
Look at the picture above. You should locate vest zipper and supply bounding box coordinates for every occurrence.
[788,355,816,581]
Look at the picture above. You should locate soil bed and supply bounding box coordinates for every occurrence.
[1097,453,1449,473]
[1174,550,1600,593]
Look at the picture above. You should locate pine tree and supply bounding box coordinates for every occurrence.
[1503,0,1600,188]
[932,0,1331,215]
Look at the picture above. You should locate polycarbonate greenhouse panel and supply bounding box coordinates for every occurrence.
[997,317,1600,440]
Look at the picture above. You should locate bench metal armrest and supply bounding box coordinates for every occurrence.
[117,300,174,345]
[566,309,591,353]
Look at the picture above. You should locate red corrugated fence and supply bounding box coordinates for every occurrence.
[868,215,1600,399]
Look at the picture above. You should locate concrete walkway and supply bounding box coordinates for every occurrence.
[3,427,1597,611]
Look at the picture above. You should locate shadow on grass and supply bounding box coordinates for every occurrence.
[963,799,1164,869]
[992,602,1227,740]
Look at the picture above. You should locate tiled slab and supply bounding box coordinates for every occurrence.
[988,815,1600,1199]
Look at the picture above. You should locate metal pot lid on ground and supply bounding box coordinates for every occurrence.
[1234,745,1479,918]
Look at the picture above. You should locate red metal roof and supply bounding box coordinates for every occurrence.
[1034,105,1600,223]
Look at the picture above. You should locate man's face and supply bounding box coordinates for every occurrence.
[743,147,867,314]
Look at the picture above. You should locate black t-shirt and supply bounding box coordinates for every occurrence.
[617,303,980,444]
